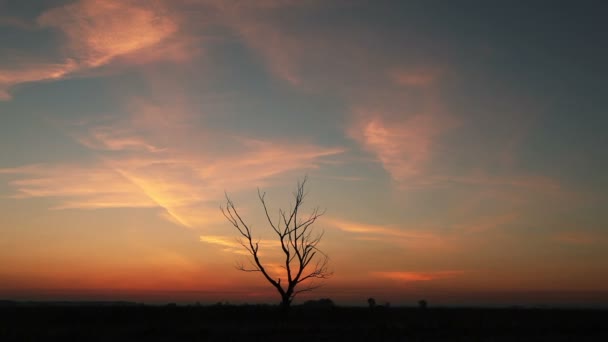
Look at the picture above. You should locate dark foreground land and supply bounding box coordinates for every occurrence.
[1,302,606,341]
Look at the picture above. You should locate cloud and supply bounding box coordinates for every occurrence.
[234,21,303,86]
[1,146,340,228]
[0,163,157,209]
[200,235,280,255]
[435,173,561,192]
[372,270,465,282]
[0,16,36,30]
[199,1,310,86]
[199,235,287,280]
[37,0,178,68]
[1,95,345,228]
[0,0,194,100]
[349,111,454,186]
[0,0,367,99]
[0,59,79,100]
[211,138,344,184]
[199,235,251,255]
[390,67,442,87]
[452,213,518,234]
[197,0,354,88]
[326,217,448,250]
[553,231,605,246]
[76,126,166,153]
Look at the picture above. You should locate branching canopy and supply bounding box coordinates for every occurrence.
[220,177,332,308]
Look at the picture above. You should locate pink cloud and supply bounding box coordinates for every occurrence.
[198,0,443,95]
[196,0,341,87]
[0,59,78,100]
[452,213,518,234]
[349,111,454,186]
[553,231,604,245]
[200,235,280,256]
[390,67,442,87]
[216,138,344,182]
[0,164,156,209]
[0,143,341,228]
[0,0,195,100]
[0,16,35,30]
[76,126,166,153]
[372,270,465,282]
[326,217,448,250]
[231,16,315,86]
[436,173,561,192]
[217,13,304,86]
[37,0,178,68]
[1,95,345,228]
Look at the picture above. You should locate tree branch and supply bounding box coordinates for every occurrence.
[221,177,331,308]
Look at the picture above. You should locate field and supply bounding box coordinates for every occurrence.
[1,302,606,341]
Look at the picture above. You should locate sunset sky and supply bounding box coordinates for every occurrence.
[1,0,607,306]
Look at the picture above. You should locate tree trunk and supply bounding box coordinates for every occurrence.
[280,294,291,317]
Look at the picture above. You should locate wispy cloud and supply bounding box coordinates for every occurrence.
[390,67,442,87]
[435,173,561,192]
[0,59,78,100]
[76,126,166,153]
[372,270,465,282]
[0,163,156,209]
[553,231,605,246]
[200,235,279,255]
[0,16,35,30]
[0,0,194,100]
[37,0,179,68]
[1,94,345,228]
[200,235,287,280]
[452,213,518,234]
[199,235,250,255]
[0,138,342,227]
[201,0,313,86]
[326,217,448,250]
[349,111,454,187]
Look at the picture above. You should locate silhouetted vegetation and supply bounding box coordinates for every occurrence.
[1,302,606,341]
[221,177,332,312]
[367,297,376,309]
[301,298,335,309]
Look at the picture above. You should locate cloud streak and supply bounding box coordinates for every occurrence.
[0,59,78,100]
[37,0,179,68]
[390,67,442,87]
[553,231,605,246]
[372,270,465,282]
[349,111,454,187]
[200,235,280,256]
[327,218,449,251]
[1,139,342,227]
[0,0,192,100]
[0,163,156,209]
[1,95,345,228]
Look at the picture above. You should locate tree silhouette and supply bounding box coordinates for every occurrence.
[221,177,332,312]
[367,297,376,309]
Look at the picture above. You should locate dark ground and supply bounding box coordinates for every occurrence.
[1,302,606,341]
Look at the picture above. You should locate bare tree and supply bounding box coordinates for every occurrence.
[220,177,332,311]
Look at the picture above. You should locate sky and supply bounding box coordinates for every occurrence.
[1,0,607,306]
